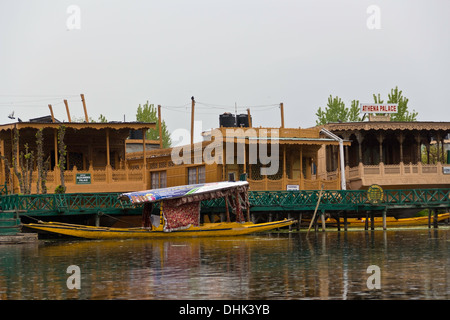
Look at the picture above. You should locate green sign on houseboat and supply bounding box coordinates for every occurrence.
[76,173,91,184]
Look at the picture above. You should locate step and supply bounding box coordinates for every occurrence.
[0,225,22,235]
[0,212,18,219]
[0,219,21,227]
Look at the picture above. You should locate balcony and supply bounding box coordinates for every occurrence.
[342,162,450,189]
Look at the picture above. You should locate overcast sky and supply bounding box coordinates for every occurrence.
[1,1,449,143]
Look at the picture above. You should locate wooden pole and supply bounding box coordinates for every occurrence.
[225,196,230,222]
[307,187,324,236]
[106,128,110,167]
[370,211,375,230]
[48,104,55,123]
[64,100,72,122]
[142,128,147,186]
[280,103,285,128]
[428,208,432,228]
[191,96,195,146]
[344,211,348,231]
[158,105,163,148]
[321,210,326,231]
[434,209,438,228]
[80,94,89,122]
[247,108,252,127]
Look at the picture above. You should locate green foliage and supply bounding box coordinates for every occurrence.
[97,114,107,123]
[136,101,172,148]
[54,185,66,194]
[373,86,418,121]
[315,95,362,125]
[57,125,66,190]
[316,86,418,125]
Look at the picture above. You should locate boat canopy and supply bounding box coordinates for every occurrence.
[119,181,249,206]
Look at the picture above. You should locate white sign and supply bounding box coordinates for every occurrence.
[443,167,450,174]
[286,185,299,191]
[360,103,398,114]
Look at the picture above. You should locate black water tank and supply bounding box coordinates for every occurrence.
[219,113,236,127]
[237,114,251,127]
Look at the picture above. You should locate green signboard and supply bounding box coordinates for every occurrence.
[76,173,91,185]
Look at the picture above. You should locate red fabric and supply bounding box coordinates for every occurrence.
[162,200,200,232]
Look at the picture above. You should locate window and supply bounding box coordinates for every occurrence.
[151,171,167,189]
[188,166,205,184]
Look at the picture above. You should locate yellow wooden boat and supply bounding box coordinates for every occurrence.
[24,219,295,239]
[322,213,450,228]
[25,181,295,239]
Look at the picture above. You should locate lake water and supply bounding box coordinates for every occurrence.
[1,227,449,300]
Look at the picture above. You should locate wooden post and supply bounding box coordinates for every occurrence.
[106,129,110,167]
[142,128,147,186]
[344,211,348,232]
[364,212,369,230]
[53,129,58,169]
[191,96,195,146]
[64,100,72,122]
[247,108,252,127]
[0,138,4,185]
[321,210,326,231]
[48,105,55,123]
[433,209,438,228]
[370,211,375,230]
[299,146,303,190]
[106,128,111,183]
[307,187,323,236]
[280,103,285,128]
[158,105,163,148]
[80,94,89,122]
[428,208,432,228]
[283,145,286,188]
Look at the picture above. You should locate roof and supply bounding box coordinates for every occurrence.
[0,121,156,132]
[323,121,450,132]
[119,181,249,205]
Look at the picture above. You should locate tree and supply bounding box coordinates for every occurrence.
[315,86,418,125]
[9,128,35,194]
[56,125,66,194]
[136,101,172,148]
[373,86,418,121]
[315,95,362,125]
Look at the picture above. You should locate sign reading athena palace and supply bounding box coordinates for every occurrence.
[360,103,398,113]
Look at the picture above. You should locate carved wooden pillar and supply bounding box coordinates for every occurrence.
[436,133,441,163]
[397,132,405,164]
[415,133,421,164]
[377,132,384,164]
[355,132,363,164]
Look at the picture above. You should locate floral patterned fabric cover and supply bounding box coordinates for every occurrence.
[162,200,200,232]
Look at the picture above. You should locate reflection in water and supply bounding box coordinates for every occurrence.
[0,228,449,299]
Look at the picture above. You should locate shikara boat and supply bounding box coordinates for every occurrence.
[25,181,295,239]
[319,213,450,228]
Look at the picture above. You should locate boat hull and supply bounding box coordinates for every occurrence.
[24,219,296,239]
[323,213,450,228]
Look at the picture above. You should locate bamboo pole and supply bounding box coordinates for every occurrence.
[64,100,72,122]
[280,102,284,128]
[191,96,195,146]
[307,185,324,236]
[48,105,55,123]
[80,94,89,122]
